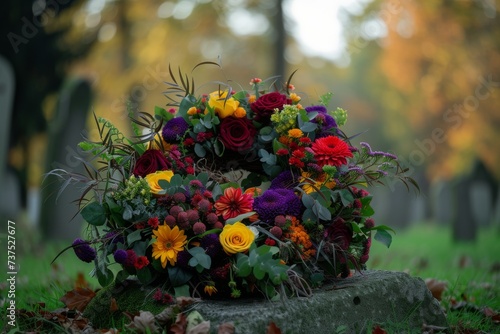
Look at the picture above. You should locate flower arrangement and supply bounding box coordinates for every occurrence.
[52,64,416,300]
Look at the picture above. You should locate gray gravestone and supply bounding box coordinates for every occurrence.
[452,160,498,242]
[0,55,21,219]
[39,77,92,240]
[84,270,448,332]
[430,179,453,225]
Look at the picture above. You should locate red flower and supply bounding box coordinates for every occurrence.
[134,256,150,270]
[184,138,195,146]
[214,187,254,220]
[132,149,171,177]
[250,92,289,124]
[311,136,352,167]
[148,217,159,229]
[219,116,257,152]
[276,148,289,156]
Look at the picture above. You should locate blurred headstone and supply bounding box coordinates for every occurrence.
[372,170,427,229]
[0,55,21,219]
[430,179,453,225]
[452,160,497,241]
[40,78,92,240]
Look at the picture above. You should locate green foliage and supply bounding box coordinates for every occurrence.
[235,245,289,288]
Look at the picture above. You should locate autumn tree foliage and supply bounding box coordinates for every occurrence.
[353,0,500,181]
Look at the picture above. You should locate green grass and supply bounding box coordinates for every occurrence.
[2,223,499,333]
[368,223,500,333]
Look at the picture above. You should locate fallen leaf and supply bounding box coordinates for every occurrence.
[170,313,188,334]
[126,310,159,334]
[266,321,281,334]
[372,325,387,334]
[217,322,235,334]
[155,306,175,325]
[75,272,89,288]
[187,320,211,334]
[425,278,447,301]
[60,287,96,312]
[176,296,201,308]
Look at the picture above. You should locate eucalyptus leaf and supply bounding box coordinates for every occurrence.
[81,202,106,226]
[374,229,393,248]
[97,267,114,287]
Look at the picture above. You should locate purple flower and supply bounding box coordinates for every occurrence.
[113,249,128,264]
[306,105,337,130]
[200,233,222,258]
[360,142,397,160]
[72,238,96,263]
[253,188,302,223]
[305,105,328,114]
[162,117,189,142]
[270,170,298,189]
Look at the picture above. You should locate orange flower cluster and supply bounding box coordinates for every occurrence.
[284,216,316,260]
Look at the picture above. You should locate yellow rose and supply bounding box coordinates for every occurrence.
[219,222,255,254]
[207,90,240,119]
[145,170,174,195]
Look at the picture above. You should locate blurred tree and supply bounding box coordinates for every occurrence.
[346,0,500,181]
[1,0,95,206]
[338,0,500,239]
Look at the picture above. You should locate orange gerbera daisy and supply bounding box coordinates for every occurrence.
[152,225,187,268]
[214,187,254,220]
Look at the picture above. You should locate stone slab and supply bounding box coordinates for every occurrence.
[85,270,447,333]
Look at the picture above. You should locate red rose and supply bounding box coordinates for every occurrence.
[219,116,257,152]
[250,92,289,124]
[133,149,170,177]
[324,218,352,253]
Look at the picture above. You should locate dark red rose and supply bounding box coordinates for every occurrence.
[324,217,352,252]
[219,116,257,152]
[133,149,170,177]
[250,92,289,124]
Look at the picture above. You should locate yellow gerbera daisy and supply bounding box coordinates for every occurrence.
[152,225,187,268]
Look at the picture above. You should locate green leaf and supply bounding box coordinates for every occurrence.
[115,270,130,284]
[154,106,173,122]
[235,254,252,277]
[374,229,393,248]
[174,284,191,297]
[178,95,198,120]
[97,267,114,287]
[81,202,106,226]
[188,247,211,272]
[300,121,317,133]
[137,267,155,285]
[194,143,206,157]
[360,195,375,217]
[168,266,193,287]
[253,265,266,280]
[338,189,355,206]
[225,211,256,224]
[301,194,315,209]
[158,179,170,189]
[127,230,143,245]
[214,139,224,156]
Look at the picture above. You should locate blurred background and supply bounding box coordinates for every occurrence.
[1,0,499,247]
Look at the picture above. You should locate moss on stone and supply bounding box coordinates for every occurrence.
[83,279,166,328]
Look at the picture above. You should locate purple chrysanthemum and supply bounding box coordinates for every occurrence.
[253,188,302,223]
[305,105,328,114]
[306,105,337,130]
[200,233,222,258]
[72,238,96,263]
[270,170,298,189]
[162,117,189,142]
[113,249,128,264]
